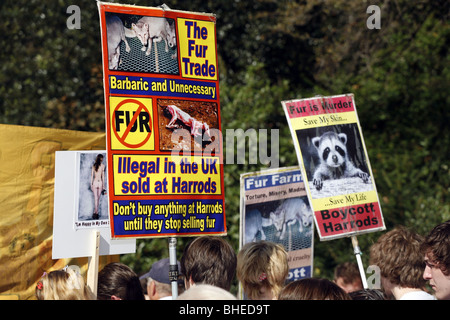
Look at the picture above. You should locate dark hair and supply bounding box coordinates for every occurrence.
[421,220,450,276]
[94,154,103,172]
[349,289,386,300]
[278,278,351,300]
[334,262,362,285]
[97,263,145,300]
[180,236,237,291]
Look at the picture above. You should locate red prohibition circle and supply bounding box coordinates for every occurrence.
[112,98,153,149]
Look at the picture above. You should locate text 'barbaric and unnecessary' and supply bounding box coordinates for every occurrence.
[109,76,216,99]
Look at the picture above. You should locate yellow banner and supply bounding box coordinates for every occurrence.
[0,125,118,300]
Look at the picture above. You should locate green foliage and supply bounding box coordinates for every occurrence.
[303,0,449,278]
[220,62,294,247]
[0,0,105,131]
[1,0,448,282]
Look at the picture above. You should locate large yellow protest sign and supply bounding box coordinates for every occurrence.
[98,3,226,239]
[0,124,117,300]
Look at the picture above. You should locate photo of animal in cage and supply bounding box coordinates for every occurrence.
[243,197,313,252]
[296,123,373,199]
[105,12,178,74]
[157,99,219,152]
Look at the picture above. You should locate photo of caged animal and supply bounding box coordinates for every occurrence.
[244,197,313,244]
[127,16,176,57]
[106,15,131,70]
[269,198,313,240]
[311,131,370,192]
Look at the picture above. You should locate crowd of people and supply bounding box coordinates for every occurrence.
[34,220,450,300]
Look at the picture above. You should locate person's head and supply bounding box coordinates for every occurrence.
[180,236,237,291]
[369,226,427,297]
[139,277,149,299]
[94,154,104,170]
[177,284,237,300]
[35,267,94,300]
[95,154,104,163]
[421,220,450,300]
[278,278,351,300]
[140,258,184,300]
[237,240,288,300]
[333,262,363,293]
[97,262,145,300]
[349,289,386,300]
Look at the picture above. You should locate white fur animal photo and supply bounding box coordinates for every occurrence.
[244,197,313,251]
[105,13,178,74]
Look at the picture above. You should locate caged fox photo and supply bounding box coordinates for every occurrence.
[296,124,374,199]
[244,197,313,250]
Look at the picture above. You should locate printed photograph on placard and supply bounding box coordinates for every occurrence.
[75,151,109,229]
[157,98,219,152]
[296,123,374,199]
[244,197,313,250]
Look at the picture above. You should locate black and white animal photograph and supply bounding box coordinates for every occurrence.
[296,124,374,199]
[243,196,313,251]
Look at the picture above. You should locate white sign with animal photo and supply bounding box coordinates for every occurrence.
[240,166,314,283]
[282,94,385,241]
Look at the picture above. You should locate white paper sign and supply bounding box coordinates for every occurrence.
[53,151,135,259]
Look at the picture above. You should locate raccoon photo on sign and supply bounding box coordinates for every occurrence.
[296,124,373,199]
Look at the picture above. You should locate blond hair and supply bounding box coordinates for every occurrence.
[237,241,288,300]
[35,268,95,300]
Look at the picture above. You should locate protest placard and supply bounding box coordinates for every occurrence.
[98,2,225,238]
[240,167,314,282]
[53,151,135,259]
[281,94,385,241]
